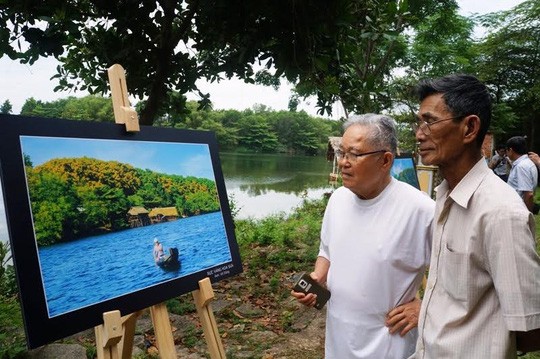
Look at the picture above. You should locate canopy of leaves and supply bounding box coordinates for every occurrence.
[0,0,350,125]
[0,100,13,114]
[294,0,459,116]
[20,95,113,121]
[0,0,463,125]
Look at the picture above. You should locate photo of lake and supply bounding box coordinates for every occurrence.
[39,211,230,317]
[19,135,235,318]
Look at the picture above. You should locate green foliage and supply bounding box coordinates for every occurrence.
[166,296,196,316]
[17,96,338,155]
[1,99,13,114]
[0,298,27,359]
[294,1,459,116]
[237,114,279,153]
[20,96,113,121]
[235,197,328,278]
[406,8,476,78]
[0,242,18,299]
[25,157,219,245]
[476,0,540,148]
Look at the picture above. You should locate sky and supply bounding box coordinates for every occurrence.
[0,0,527,246]
[21,136,216,180]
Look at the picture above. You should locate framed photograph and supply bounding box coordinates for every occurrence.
[0,114,242,348]
[391,155,421,190]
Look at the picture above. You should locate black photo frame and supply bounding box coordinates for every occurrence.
[0,114,242,348]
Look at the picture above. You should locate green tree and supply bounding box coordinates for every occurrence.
[61,95,114,122]
[384,7,477,150]
[237,114,279,153]
[20,96,114,121]
[0,100,12,114]
[406,9,476,78]
[184,191,219,215]
[476,0,540,148]
[27,169,79,245]
[294,1,459,116]
[0,1,348,125]
[20,97,70,118]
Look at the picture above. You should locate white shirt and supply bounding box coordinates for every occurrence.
[319,178,434,359]
[508,154,538,197]
[412,159,540,359]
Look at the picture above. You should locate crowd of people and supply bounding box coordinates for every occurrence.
[292,74,540,358]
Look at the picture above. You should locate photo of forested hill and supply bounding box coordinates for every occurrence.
[20,136,222,246]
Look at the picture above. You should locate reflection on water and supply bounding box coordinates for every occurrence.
[220,152,336,219]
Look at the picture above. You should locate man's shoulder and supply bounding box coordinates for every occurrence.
[328,186,353,203]
[514,156,536,171]
[477,172,526,207]
[394,180,434,203]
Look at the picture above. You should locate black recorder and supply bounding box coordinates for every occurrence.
[293,273,331,310]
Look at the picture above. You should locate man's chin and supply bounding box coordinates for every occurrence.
[419,155,435,166]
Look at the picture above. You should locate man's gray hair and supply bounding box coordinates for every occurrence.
[343,114,398,155]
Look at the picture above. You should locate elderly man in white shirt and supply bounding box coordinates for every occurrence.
[293,114,435,359]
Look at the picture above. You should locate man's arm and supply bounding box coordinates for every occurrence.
[488,155,500,170]
[523,191,535,212]
[516,328,540,353]
[311,256,330,285]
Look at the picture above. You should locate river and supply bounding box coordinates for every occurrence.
[219,152,336,219]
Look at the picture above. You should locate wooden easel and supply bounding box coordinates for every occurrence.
[94,64,225,359]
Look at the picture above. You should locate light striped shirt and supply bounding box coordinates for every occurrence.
[411,159,540,358]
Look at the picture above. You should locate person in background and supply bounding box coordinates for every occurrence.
[506,136,538,213]
[411,73,540,358]
[488,144,510,181]
[292,114,435,359]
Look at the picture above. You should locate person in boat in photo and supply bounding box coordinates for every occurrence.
[153,237,165,264]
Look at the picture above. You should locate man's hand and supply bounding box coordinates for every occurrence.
[385,297,421,336]
[291,272,320,308]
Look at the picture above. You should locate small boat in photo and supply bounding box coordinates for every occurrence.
[157,248,180,271]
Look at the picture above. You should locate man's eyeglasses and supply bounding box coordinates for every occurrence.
[335,149,387,163]
[412,116,464,136]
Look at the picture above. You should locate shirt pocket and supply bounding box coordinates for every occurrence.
[440,243,469,302]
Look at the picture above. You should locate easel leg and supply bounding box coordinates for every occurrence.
[119,310,143,359]
[150,303,177,359]
[192,278,226,359]
[95,311,122,359]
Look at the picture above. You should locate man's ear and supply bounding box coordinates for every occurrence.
[382,152,394,169]
[463,115,481,144]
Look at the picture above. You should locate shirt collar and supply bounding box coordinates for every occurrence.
[435,158,490,210]
[511,154,529,168]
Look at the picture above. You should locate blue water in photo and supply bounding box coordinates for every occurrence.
[38,211,232,317]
